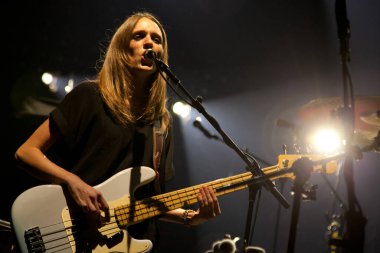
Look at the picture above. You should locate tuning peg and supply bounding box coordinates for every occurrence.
[293,143,301,154]
[282,144,287,154]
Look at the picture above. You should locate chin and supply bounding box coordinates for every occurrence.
[142,65,156,73]
[134,66,156,77]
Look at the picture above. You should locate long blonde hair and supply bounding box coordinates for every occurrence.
[97,12,170,131]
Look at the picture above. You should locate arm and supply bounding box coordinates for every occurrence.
[14,119,109,216]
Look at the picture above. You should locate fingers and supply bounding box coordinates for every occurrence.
[67,176,110,227]
[197,185,221,219]
[81,191,108,215]
[79,191,111,227]
[98,195,111,221]
[71,185,108,216]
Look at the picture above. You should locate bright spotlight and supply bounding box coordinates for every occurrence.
[65,78,74,93]
[41,72,54,85]
[172,101,191,119]
[312,129,343,154]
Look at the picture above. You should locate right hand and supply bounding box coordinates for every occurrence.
[66,174,110,220]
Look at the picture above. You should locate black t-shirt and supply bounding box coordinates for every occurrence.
[48,81,174,249]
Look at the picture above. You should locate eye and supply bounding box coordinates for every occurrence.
[152,36,162,44]
[132,32,144,40]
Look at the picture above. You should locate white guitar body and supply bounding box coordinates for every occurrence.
[11,166,156,253]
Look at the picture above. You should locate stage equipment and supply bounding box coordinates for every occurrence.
[326,1,369,251]
[298,95,380,151]
[0,219,13,253]
[360,110,380,127]
[317,1,370,252]
[204,234,267,253]
[204,234,240,253]
[286,156,314,253]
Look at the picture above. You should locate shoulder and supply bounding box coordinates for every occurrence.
[71,81,99,95]
[65,81,101,103]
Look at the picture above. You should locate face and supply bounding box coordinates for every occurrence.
[128,17,164,76]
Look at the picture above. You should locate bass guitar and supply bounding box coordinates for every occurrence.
[11,154,338,253]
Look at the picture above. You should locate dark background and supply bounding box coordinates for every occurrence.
[2,1,380,252]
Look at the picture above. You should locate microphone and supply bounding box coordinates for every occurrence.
[193,120,219,140]
[145,49,181,84]
[145,48,156,60]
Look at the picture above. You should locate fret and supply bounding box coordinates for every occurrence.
[115,154,338,227]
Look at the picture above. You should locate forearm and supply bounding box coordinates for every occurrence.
[15,145,73,185]
[160,208,196,226]
[14,119,75,185]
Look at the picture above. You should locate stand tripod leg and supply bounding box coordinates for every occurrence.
[285,157,313,253]
[272,179,286,253]
[286,185,303,253]
[341,156,367,253]
[242,184,261,251]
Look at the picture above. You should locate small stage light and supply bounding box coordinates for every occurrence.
[41,72,54,85]
[172,101,191,119]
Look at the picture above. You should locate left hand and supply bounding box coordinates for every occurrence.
[190,185,221,225]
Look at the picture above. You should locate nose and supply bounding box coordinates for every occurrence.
[143,35,154,49]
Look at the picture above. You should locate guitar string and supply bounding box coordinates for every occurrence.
[29,222,125,252]
[27,222,112,251]
[29,167,280,251]
[30,172,254,253]
[41,175,245,252]
[29,169,265,248]
[42,225,124,252]
[82,160,329,229]
[22,156,335,248]
[37,185,232,252]
[25,157,337,251]
[111,170,259,226]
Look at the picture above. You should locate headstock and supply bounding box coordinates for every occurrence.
[274,154,339,181]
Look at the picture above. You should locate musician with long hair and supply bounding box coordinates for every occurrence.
[14,11,221,252]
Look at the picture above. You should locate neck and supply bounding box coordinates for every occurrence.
[131,78,151,98]
[129,76,153,117]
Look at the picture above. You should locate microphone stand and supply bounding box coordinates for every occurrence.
[152,57,290,251]
[334,1,367,252]
[193,120,274,250]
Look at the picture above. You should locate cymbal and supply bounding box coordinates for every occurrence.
[298,95,380,148]
[360,110,380,127]
[352,129,378,149]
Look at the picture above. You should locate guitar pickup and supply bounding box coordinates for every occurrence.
[25,227,46,252]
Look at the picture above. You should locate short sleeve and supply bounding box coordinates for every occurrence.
[49,82,101,149]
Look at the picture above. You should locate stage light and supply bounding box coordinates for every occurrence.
[311,128,343,154]
[41,72,59,92]
[41,72,54,85]
[172,101,191,119]
[65,77,74,93]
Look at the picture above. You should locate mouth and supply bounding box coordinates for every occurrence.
[141,55,150,63]
[141,56,154,67]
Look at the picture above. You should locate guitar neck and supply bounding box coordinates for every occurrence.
[115,153,338,227]
[115,165,280,226]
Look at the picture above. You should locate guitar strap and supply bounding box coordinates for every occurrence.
[153,119,166,181]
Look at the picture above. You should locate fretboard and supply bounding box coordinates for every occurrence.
[115,164,280,227]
